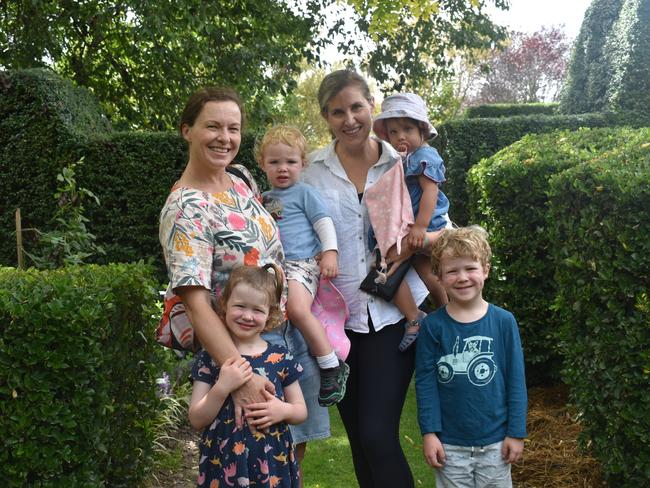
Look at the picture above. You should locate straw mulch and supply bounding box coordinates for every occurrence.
[513,384,606,488]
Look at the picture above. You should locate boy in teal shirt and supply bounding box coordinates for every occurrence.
[415,226,527,487]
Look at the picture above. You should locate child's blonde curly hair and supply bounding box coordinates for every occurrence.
[254,125,308,166]
[217,264,285,331]
[430,226,492,277]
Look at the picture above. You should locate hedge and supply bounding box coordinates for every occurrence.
[0,69,110,270]
[548,129,650,485]
[560,0,650,117]
[0,263,161,486]
[467,127,629,384]
[432,112,620,226]
[0,69,265,280]
[463,103,558,119]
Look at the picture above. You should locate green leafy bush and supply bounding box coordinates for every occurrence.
[548,129,650,485]
[433,112,619,225]
[463,103,558,119]
[26,157,105,268]
[467,127,628,384]
[0,263,160,486]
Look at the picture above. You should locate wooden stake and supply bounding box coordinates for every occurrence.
[15,208,24,269]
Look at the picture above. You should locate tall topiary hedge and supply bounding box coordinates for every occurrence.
[561,0,650,118]
[467,127,628,384]
[602,0,650,116]
[560,0,624,114]
[548,129,650,485]
[0,263,161,486]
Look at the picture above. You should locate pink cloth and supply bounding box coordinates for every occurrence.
[364,160,414,271]
[311,276,350,361]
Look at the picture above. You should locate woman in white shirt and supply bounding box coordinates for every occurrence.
[303,70,428,488]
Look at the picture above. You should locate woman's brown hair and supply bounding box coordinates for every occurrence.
[179,86,246,135]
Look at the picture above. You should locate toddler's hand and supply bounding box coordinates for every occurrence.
[246,390,287,430]
[407,225,427,250]
[319,250,339,278]
[217,357,253,394]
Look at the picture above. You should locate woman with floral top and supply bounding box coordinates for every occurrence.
[158,87,329,484]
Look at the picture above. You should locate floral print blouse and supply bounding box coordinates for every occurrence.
[159,165,285,308]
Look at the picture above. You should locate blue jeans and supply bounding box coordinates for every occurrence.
[262,321,330,444]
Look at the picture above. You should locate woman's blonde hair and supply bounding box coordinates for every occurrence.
[217,264,284,331]
[255,125,308,166]
[430,226,492,277]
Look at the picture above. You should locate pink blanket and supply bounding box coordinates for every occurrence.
[364,160,414,275]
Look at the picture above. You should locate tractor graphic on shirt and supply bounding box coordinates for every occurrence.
[437,336,497,386]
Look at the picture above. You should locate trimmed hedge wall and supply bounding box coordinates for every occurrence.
[432,112,619,226]
[463,103,558,119]
[0,69,264,279]
[467,127,630,384]
[0,69,111,269]
[548,129,650,485]
[0,263,160,486]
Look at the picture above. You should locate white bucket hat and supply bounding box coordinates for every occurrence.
[373,93,437,141]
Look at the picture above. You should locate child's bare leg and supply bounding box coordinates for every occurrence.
[393,280,421,322]
[393,280,427,352]
[413,254,448,309]
[287,280,349,406]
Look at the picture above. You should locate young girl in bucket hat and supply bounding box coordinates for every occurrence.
[368,92,451,351]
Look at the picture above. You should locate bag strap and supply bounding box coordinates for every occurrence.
[226,165,253,191]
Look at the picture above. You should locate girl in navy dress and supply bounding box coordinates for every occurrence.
[189,264,307,488]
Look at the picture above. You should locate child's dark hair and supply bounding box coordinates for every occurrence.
[218,264,285,330]
[430,226,492,277]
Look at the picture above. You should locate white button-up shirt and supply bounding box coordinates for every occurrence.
[304,139,428,333]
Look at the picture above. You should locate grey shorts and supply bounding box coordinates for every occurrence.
[284,258,320,298]
[435,441,512,488]
[262,321,330,444]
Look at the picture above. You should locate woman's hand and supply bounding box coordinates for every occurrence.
[245,390,289,430]
[319,250,339,278]
[217,357,253,394]
[231,374,276,431]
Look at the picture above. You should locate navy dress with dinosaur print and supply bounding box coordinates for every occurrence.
[191,343,302,487]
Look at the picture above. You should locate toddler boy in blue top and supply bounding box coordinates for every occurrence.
[415,226,527,488]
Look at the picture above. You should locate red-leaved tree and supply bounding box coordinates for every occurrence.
[471,27,570,103]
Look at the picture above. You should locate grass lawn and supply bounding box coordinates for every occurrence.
[301,380,435,487]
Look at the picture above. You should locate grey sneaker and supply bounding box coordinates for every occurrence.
[318,360,350,407]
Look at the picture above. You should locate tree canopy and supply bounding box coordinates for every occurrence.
[1,0,509,130]
[471,27,570,104]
